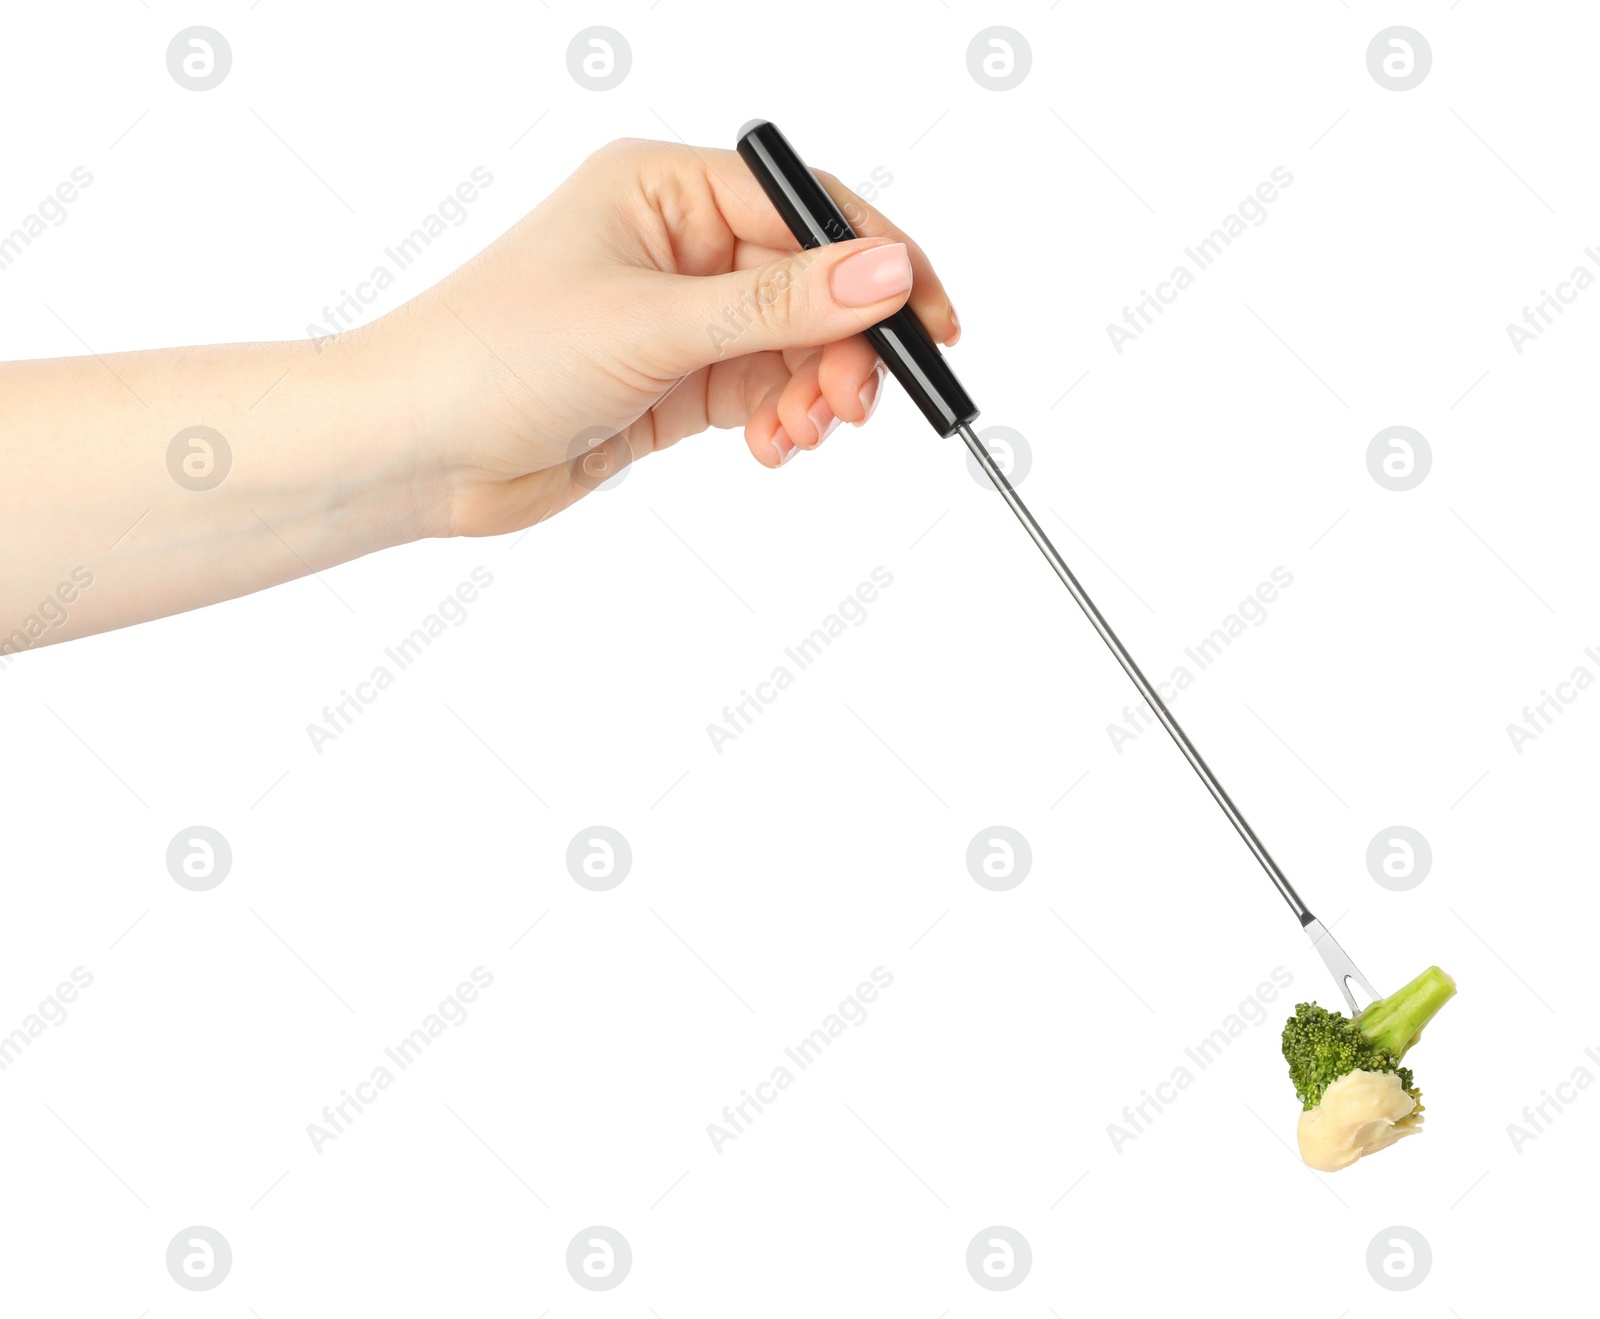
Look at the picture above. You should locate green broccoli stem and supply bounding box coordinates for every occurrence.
[1356,965,1456,1060]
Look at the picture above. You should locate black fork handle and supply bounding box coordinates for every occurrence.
[735,119,979,438]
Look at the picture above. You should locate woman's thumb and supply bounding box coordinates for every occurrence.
[646,238,913,371]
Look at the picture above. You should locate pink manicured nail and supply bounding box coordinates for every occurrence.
[832,242,912,307]
[807,397,839,446]
[946,304,961,345]
[855,364,886,427]
[771,426,797,465]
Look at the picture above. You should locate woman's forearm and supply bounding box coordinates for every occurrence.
[0,332,441,650]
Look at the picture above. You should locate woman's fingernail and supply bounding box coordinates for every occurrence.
[946,304,961,345]
[854,364,886,427]
[832,242,912,307]
[771,426,797,465]
[807,397,839,446]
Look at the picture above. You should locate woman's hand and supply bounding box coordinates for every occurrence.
[0,137,960,651]
[378,138,960,537]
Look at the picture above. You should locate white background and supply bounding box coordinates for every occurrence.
[1,2,1595,1314]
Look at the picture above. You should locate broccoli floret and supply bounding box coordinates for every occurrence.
[1281,1003,1408,1110]
[1281,965,1455,1111]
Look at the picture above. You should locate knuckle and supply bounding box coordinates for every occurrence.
[752,257,808,332]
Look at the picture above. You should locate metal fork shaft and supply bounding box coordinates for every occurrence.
[957,423,1315,926]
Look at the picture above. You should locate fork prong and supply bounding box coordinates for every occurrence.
[1304,918,1381,1015]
